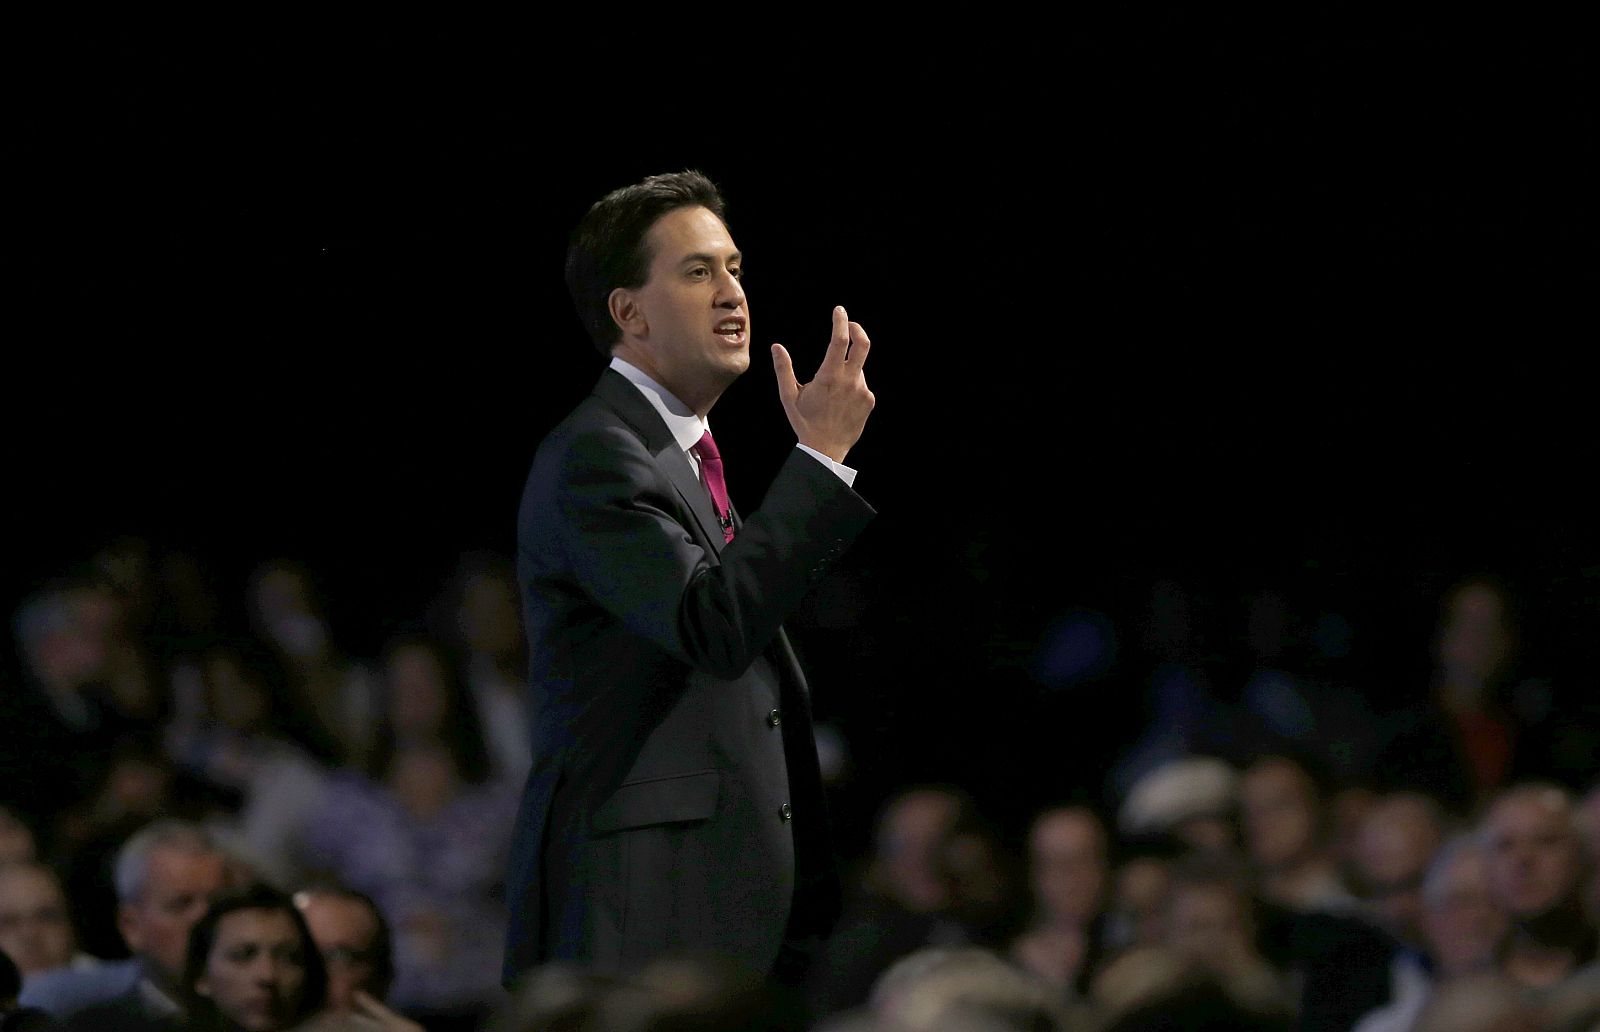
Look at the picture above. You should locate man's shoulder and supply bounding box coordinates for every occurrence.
[18,959,141,1016]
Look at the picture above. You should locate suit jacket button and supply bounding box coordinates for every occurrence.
[767,709,782,727]
[780,802,792,820]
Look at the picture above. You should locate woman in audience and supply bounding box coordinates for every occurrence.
[181,885,326,1032]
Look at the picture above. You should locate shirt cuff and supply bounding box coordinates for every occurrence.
[796,444,858,488]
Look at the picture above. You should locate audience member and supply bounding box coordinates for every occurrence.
[1351,792,1448,948]
[443,556,531,784]
[1010,807,1108,994]
[296,635,513,1025]
[20,821,229,1023]
[1352,834,1508,1032]
[808,789,973,1016]
[168,884,327,1032]
[0,864,77,978]
[1239,756,1352,913]
[1162,856,1291,1017]
[1102,851,1171,952]
[1117,757,1238,855]
[291,887,425,1030]
[1481,783,1596,990]
[246,560,378,768]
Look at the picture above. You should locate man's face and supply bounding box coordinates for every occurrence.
[118,847,228,988]
[1029,811,1108,926]
[298,894,382,1012]
[1483,792,1582,920]
[619,205,748,411]
[0,866,75,975]
[1241,762,1318,869]
[1423,849,1507,977]
[195,908,307,1032]
[1356,798,1444,945]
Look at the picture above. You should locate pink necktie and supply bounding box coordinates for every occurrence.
[694,430,735,543]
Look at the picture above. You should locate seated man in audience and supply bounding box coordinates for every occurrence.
[1239,756,1352,913]
[20,821,229,1024]
[1352,792,1448,952]
[1481,783,1597,990]
[292,887,420,1031]
[1163,855,1291,1017]
[0,864,78,979]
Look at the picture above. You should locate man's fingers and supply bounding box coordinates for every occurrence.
[821,305,850,372]
[846,321,871,367]
[770,343,800,410]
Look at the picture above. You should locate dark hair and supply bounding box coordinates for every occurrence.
[182,884,328,1031]
[293,884,396,1001]
[366,633,492,786]
[565,170,728,354]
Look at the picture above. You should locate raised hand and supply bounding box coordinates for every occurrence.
[771,306,876,464]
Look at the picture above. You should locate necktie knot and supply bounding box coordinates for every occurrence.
[694,430,735,544]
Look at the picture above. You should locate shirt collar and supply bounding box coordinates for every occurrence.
[609,356,709,454]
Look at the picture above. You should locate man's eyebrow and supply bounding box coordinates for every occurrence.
[678,251,742,266]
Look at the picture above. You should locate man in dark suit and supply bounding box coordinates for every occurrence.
[502,171,878,989]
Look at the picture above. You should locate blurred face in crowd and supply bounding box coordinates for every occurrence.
[1356,795,1446,945]
[119,846,228,988]
[0,864,75,975]
[459,572,522,658]
[1028,809,1108,927]
[1482,788,1583,920]
[297,894,383,1013]
[1168,882,1253,975]
[0,810,35,865]
[1241,759,1320,870]
[1113,858,1171,947]
[1437,582,1511,685]
[195,908,309,1032]
[1423,846,1507,977]
[386,645,450,739]
[875,791,961,912]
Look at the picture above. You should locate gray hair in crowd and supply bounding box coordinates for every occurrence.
[113,820,217,903]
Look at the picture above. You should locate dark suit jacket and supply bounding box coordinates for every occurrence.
[502,369,875,984]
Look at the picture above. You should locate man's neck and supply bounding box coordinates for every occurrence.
[610,347,722,417]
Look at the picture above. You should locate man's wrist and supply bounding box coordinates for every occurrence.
[796,443,858,488]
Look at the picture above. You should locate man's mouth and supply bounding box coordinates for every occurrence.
[714,317,746,346]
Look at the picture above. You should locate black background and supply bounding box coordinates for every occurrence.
[13,31,1597,850]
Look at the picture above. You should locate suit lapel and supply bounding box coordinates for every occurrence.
[592,369,727,557]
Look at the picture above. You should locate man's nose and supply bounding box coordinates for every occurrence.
[715,269,745,307]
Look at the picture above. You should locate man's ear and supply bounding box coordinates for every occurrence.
[608,287,646,339]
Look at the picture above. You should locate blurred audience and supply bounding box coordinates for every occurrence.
[296,634,513,1026]
[442,556,532,784]
[246,560,378,768]
[20,820,229,1023]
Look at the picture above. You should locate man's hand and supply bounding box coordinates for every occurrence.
[771,306,876,464]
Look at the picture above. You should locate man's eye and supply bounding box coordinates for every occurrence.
[688,267,709,279]
[729,267,742,280]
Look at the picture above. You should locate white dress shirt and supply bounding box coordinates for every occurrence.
[608,357,857,488]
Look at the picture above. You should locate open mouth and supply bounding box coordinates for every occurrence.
[715,318,746,346]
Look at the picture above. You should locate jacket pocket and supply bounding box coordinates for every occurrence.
[591,768,721,833]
